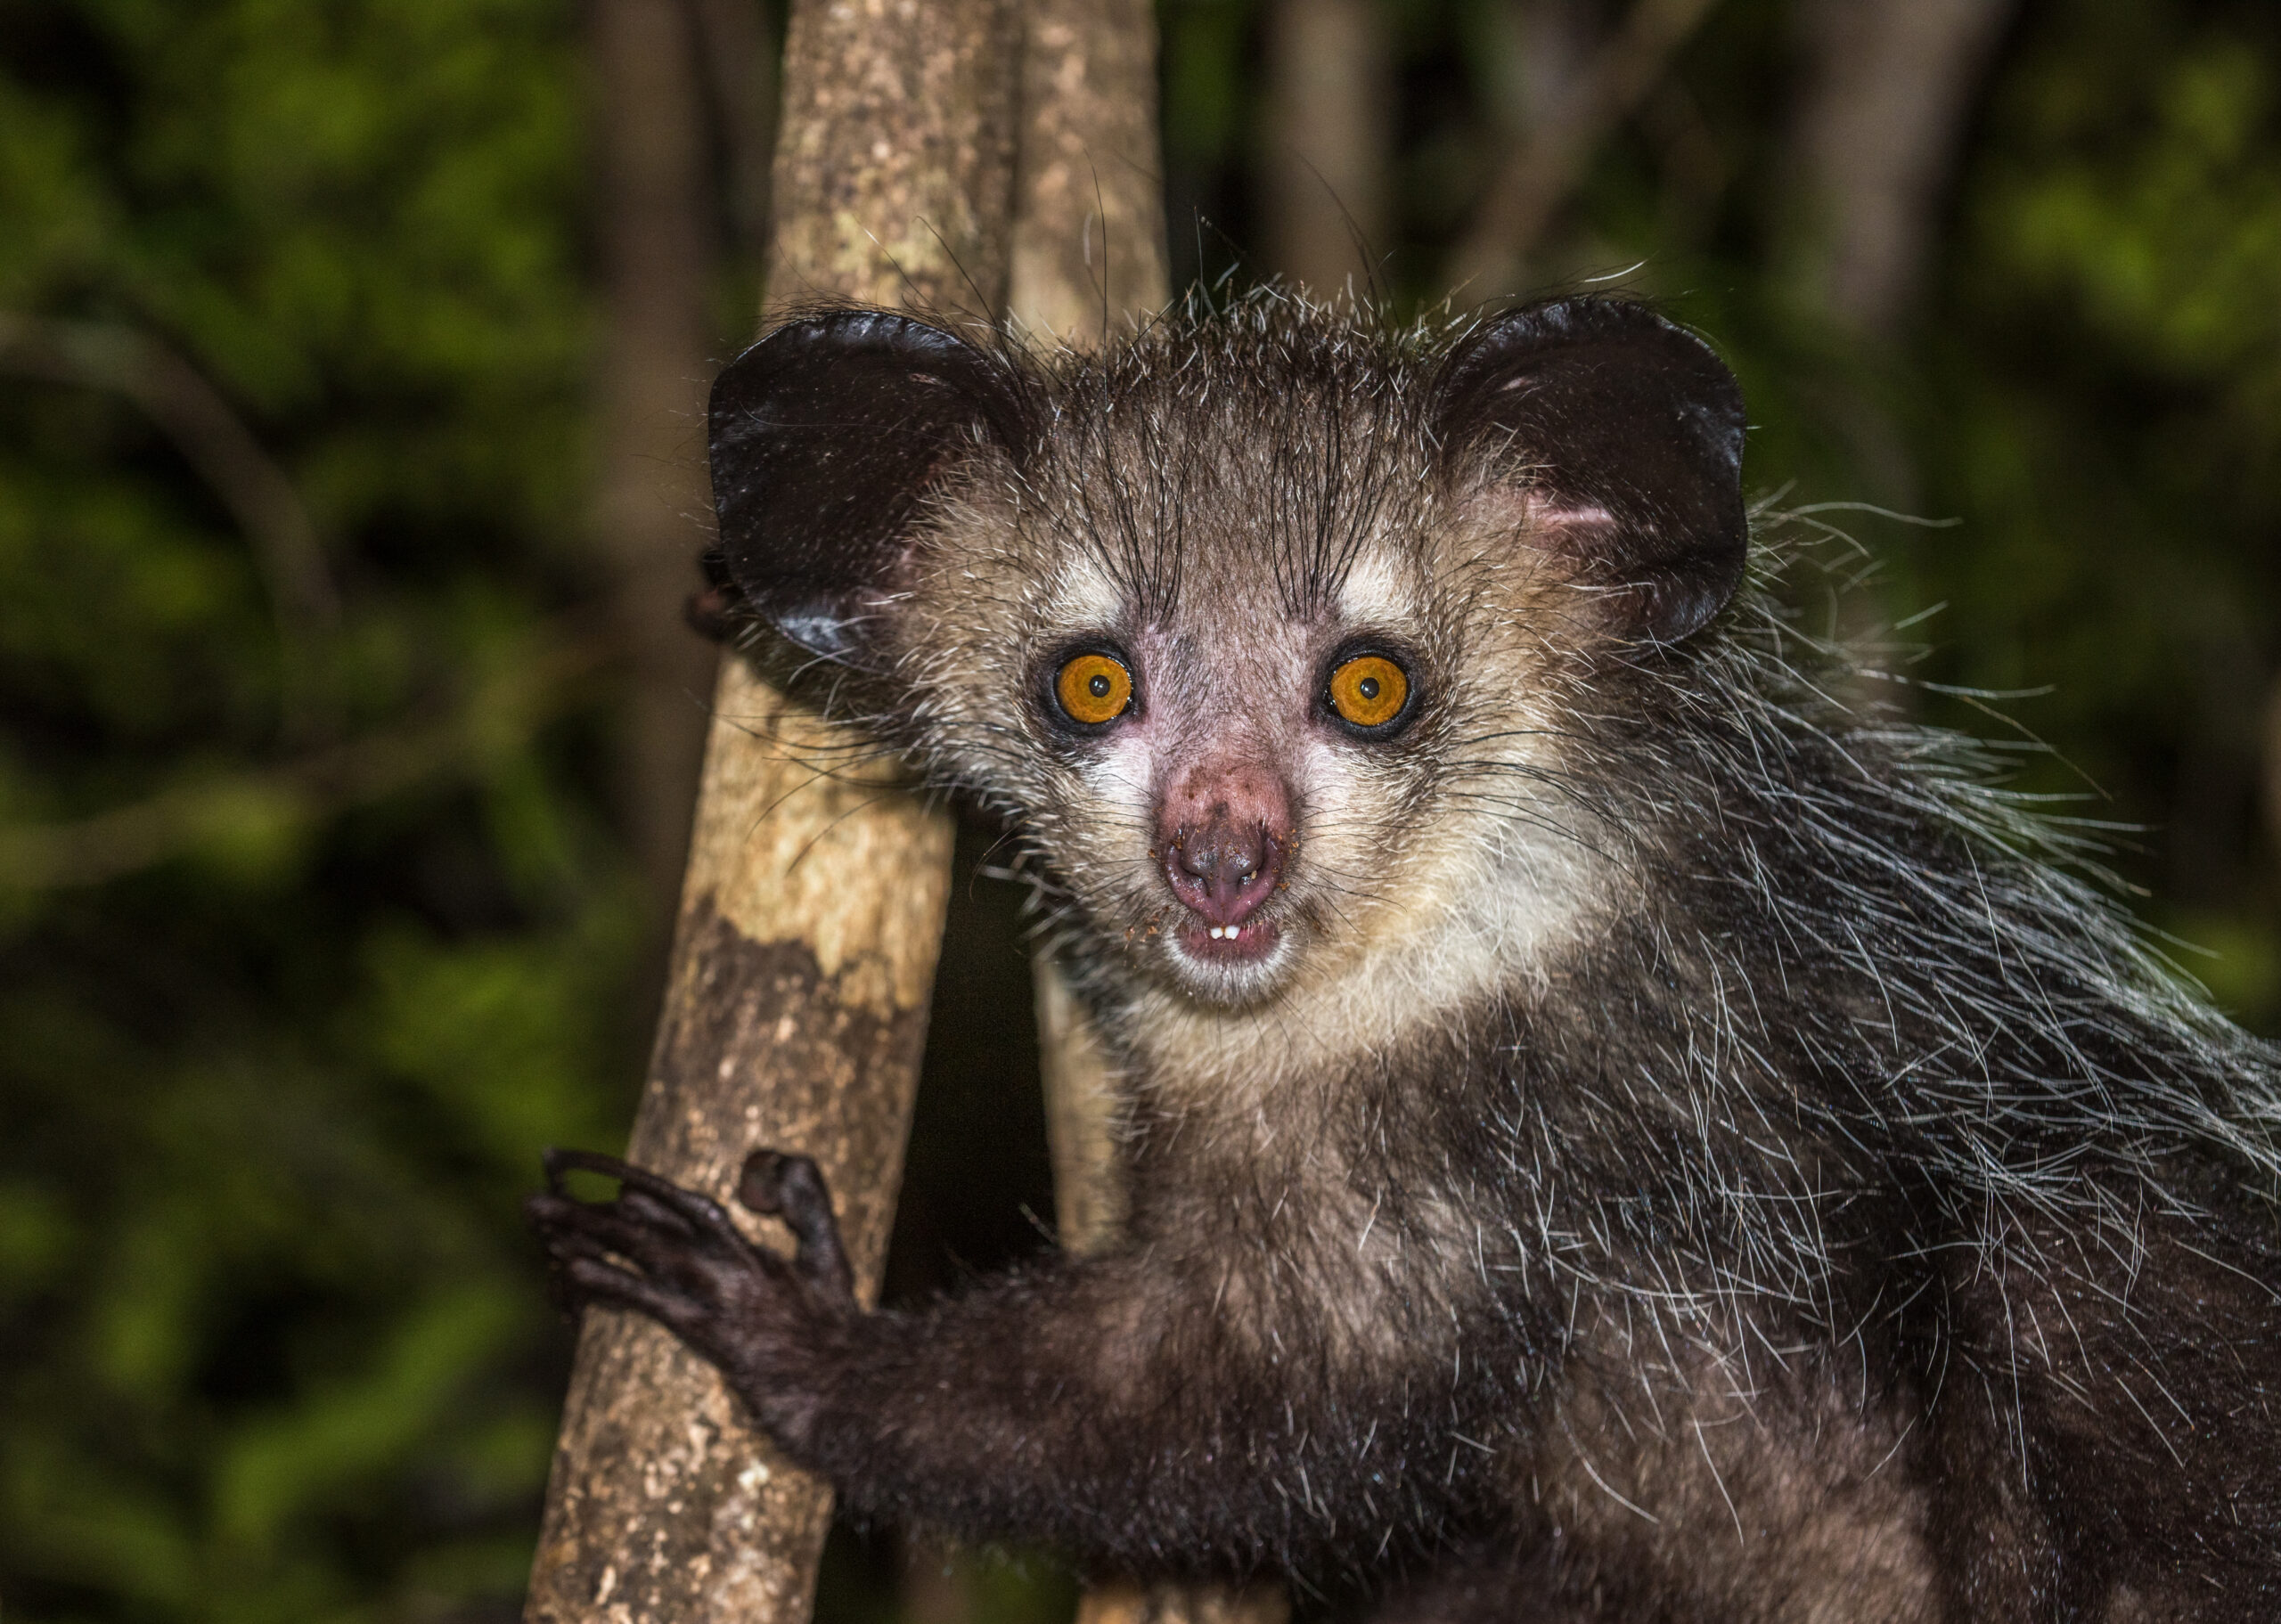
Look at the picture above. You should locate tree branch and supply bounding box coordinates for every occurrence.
[1260,0,1393,301]
[522,2,1022,1619]
[688,0,780,263]
[1005,11,1282,1624]
[590,0,727,910]
[1445,0,1724,298]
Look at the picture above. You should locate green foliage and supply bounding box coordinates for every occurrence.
[1909,0,2281,1024]
[0,0,634,1617]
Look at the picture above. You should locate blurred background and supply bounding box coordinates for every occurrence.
[1,0,2277,1618]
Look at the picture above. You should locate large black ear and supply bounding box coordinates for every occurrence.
[707,309,1031,661]
[1434,298,1746,644]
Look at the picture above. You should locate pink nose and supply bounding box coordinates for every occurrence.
[1157,761,1291,927]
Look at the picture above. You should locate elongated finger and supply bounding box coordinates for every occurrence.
[541,1148,748,1253]
[559,1256,715,1342]
[543,1147,641,1195]
[613,1169,750,1252]
[527,1193,691,1273]
[616,1187,699,1240]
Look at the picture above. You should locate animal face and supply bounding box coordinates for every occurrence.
[702,297,1746,1016]
[899,419,1577,1012]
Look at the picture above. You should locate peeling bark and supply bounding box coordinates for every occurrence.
[527,3,1023,1618]
[527,671,959,1623]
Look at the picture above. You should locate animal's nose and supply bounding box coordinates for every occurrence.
[1157,757,1292,927]
[1165,816,1282,926]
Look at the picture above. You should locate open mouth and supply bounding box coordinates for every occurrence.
[1174,915,1281,963]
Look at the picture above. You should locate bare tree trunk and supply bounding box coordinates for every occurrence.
[768,0,1023,320]
[1032,960,1126,1250]
[524,3,1022,1620]
[1006,15,1282,1624]
[1260,0,1392,299]
[1010,0,1169,347]
[1786,0,2018,337]
[594,0,724,913]
[1502,0,1601,137]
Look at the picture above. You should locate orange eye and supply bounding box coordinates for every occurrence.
[1328,654,1409,730]
[1055,652,1132,725]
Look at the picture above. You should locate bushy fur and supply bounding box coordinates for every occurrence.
[560,294,2281,1622]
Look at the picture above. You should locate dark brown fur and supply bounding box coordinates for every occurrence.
[532,295,2281,1621]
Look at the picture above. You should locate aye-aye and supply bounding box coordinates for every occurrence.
[528,295,2281,1621]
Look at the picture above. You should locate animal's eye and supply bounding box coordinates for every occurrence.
[1055,652,1133,726]
[1327,654,1410,731]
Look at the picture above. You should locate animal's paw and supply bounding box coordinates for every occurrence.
[525,1147,856,1439]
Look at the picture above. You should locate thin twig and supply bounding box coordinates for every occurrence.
[1446,0,1724,298]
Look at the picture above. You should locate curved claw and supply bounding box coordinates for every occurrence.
[543,1146,637,1193]
[558,1254,715,1339]
[545,1148,708,1217]
[528,1190,698,1276]
[526,1146,854,1444]
[740,1150,855,1303]
[540,1147,755,1253]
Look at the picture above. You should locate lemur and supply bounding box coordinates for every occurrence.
[529,295,2281,1622]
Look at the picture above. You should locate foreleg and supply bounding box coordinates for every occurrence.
[527,1148,1487,1575]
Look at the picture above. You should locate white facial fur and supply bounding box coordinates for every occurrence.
[876,319,1638,1116]
[902,466,1617,1110]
